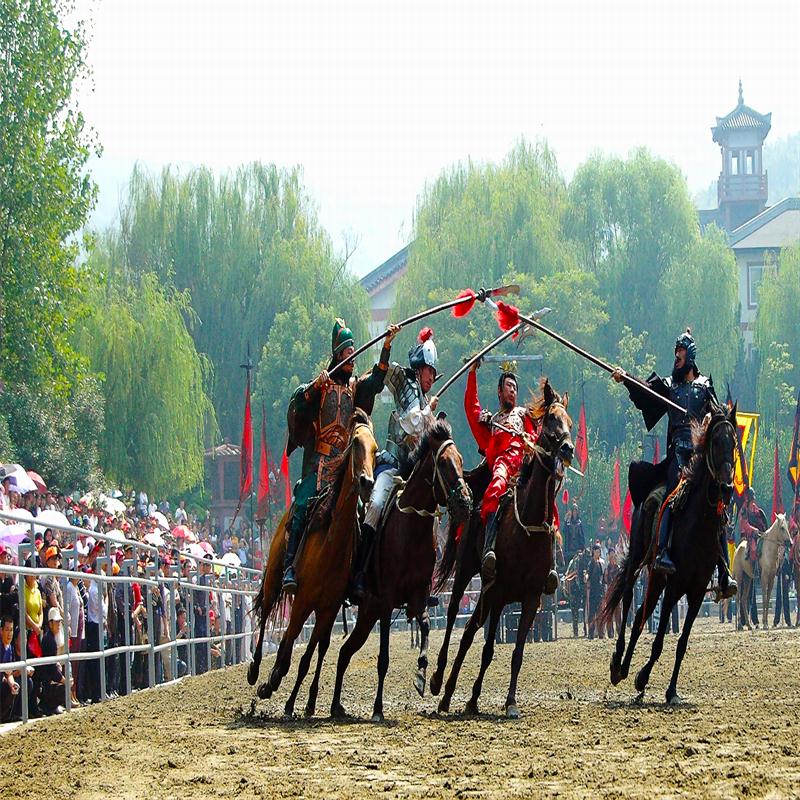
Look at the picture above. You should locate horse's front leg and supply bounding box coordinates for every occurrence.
[505,593,539,719]
[372,613,392,722]
[414,607,430,698]
[464,601,501,715]
[621,571,666,679]
[634,582,678,696]
[665,591,703,705]
[430,566,470,696]
[610,574,635,685]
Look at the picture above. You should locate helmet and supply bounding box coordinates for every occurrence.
[408,327,438,375]
[331,318,354,357]
[674,329,696,364]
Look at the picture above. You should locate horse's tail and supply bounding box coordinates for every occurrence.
[595,551,630,629]
[253,511,290,630]
[433,517,464,595]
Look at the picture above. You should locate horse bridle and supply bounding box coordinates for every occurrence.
[347,422,374,488]
[703,415,736,502]
[396,438,469,518]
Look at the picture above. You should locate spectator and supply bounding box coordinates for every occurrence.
[23,566,44,659]
[604,550,623,637]
[193,555,213,674]
[65,570,84,706]
[38,607,67,715]
[84,561,106,704]
[41,546,64,651]
[586,544,605,640]
[562,503,586,564]
[174,500,188,526]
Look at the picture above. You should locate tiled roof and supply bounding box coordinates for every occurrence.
[728,197,800,247]
[360,245,410,294]
[204,442,241,458]
[712,84,771,143]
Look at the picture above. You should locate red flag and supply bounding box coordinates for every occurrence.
[622,488,633,536]
[280,448,292,508]
[653,438,661,465]
[239,375,253,498]
[256,404,270,521]
[561,488,569,506]
[772,436,784,522]
[610,454,621,523]
[575,402,588,472]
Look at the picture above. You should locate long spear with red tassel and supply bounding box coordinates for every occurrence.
[328,284,520,378]
[490,300,688,415]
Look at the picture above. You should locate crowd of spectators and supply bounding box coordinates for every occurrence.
[0,481,257,723]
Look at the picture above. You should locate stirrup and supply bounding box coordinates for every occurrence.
[481,550,496,583]
[282,566,298,595]
[653,550,676,576]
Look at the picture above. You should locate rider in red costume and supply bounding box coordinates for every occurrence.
[464,362,560,594]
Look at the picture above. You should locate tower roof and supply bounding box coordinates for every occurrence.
[712,80,771,144]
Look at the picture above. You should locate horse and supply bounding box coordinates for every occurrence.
[436,379,573,719]
[599,403,737,704]
[329,419,472,722]
[732,513,792,630]
[247,409,378,716]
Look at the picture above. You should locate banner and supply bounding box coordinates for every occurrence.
[622,488,633,536]
[787,390,800,491]
[575,402,588,472]
[280,448,292,508]
[239,375,253,499]
[610,454,621,523]
[733,411,759,502]
[256,404,270,522]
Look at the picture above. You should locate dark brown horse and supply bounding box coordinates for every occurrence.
[247,410,378,716]
[436,379,573,718]
[599,403,737,703]
[329,419,472,722]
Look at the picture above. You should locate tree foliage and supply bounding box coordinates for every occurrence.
[104,162,368,446]
[75,270,214,496]
[0,0,97,392]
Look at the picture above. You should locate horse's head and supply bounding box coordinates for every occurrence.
[349,409,378,503]
[692,402,736,503]
[772,513,793,547]
[528,378,574,465]
[402,419,472,525]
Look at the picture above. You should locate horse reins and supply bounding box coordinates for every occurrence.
[396,438,462,518]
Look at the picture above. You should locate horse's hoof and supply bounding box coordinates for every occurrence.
[283,702,295,718]
[505,704,520,719]
[666,691,682,706]
[634,691,645,705]
[463,698,479,716]
[610,656,624,686]
[634,669,648,694]
[304,703,316,718]
[437,697,451,714]
[429,672,442,696]
[414,672,426,698]
[257,683,272,700]
[371,711,385,723]
[330,703,347,720]
[247,661,259,686]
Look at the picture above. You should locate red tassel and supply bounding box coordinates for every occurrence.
[451,289,476,318]
[495,300,520,333]
[417,326,434,343]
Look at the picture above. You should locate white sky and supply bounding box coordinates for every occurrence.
[76,0,800,277]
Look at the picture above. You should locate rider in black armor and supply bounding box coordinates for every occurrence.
[612,329,737,599]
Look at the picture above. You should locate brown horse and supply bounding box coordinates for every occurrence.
[436,379,573,719]
[329,419,472,722]
[600,404,737,704]
[247,410,378,716]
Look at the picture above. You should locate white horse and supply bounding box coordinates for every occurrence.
[732,513,793,630]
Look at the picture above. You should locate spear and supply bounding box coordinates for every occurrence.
[327,284,520,379]
[489,300,688,416]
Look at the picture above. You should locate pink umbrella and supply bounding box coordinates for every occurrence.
[171,525,192,539]
[198,541,214,556]
[26,471,47,493]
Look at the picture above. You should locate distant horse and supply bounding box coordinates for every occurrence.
[436,379,573,719]
[732,514,792,630]
[247,410,377,716]
[329,419,472,722]
[600,403,737,704]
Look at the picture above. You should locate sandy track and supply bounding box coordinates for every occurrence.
[1,618,799,799]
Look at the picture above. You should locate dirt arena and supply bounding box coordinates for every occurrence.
[1,618,799,799]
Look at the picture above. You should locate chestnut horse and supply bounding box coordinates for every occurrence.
[436,379,573,719]
[600,404,737,704]
[329,419,472,722]
[247,410,377,716]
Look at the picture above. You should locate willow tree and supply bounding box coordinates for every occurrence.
[76,272,215,496]
[393,140,607,466]
[105,162,365,443]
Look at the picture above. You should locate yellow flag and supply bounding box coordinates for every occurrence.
[733,411,759,499]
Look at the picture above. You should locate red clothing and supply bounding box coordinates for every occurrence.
[465,370,535,524]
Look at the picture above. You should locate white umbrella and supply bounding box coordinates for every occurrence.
[150,511,169,531]
[33,509,71,535]
[143,531,166,548]
[1,465,38,494]
[104,497,127,515]
[183,542,206,560]
[221,552,241,568]
[105,529,127,544]
[0,522,32,548]
[80,492,127,515]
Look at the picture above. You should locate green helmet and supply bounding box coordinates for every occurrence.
[331,318,355,357]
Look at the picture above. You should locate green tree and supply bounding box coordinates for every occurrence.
[75,271,215,496]
[0,0,97,392]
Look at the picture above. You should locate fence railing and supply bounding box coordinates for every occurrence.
[0,511,260,723]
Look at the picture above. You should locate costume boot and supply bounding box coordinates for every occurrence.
[282,511,304,595]
[352,523,376,603]
[716,529,737,601]
[653,504,676,576]
[481,512,499,584]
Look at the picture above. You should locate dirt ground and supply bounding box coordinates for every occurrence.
[1,617,799,799]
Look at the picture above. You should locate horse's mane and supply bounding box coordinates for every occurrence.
[399,418,453,481]
[682,404,727,486]
[525,376,562,421]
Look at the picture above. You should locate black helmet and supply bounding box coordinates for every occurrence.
[675,329,696,364]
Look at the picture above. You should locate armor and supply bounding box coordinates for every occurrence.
[664,374,716,463]
[491,405,528,436]
[382,363,430,468]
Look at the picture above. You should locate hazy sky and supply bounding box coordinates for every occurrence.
[75,0,800,277]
